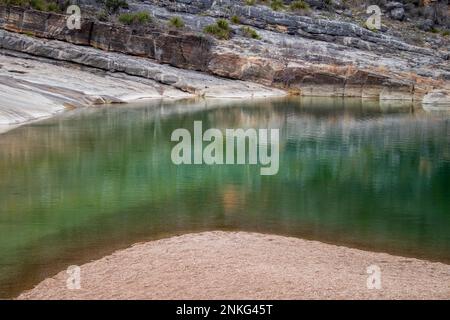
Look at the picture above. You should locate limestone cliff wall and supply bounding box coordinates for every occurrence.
[0,6,212,72]
[0,5,449,104]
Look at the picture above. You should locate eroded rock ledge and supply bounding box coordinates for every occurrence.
[1,4,450,106]
[0,46,283,127]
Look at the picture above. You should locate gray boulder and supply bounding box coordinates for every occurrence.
[418,19,434,32]
[390,7,405,21]
[343,9,352,17]
[385,2,403,10]
[385,1,405,21]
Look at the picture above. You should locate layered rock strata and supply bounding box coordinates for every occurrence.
[0,2,449,128]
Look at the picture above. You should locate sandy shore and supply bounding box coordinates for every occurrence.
[17,231,450,300]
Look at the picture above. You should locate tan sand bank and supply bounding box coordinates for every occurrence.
[17,231,450,300]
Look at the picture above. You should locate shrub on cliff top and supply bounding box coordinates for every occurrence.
[168,16,185,29]
[118,13,134,25]
[97,10,109,22]
[0,0,29,6]
[241,26,261,40]
[30,0,47,11]
[46,1,58,11]
[216,19,229,30]
[270,0,285,11]
[429,27,439,34]
[28,0,60,12]
[244,0,256,5]
[2,0,63,12]
[204,19,231,40]
[134,11,150,23]
[118,11,151,25]
[231,15,241,24]
[289,0,309,11]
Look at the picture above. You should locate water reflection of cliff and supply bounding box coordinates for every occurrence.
[0,97,449,298]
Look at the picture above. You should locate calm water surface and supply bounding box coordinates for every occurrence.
[0,97,449,297]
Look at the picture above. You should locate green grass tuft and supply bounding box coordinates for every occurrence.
[231,15,241,24]
[168,16,185,28]
[118,11,151,25]
[30,0,47,11]
[241,26,261,40]
[270,0,285,11]
[289,0,309,11]
[216,18,229,30]
[134,11,150,23]
[97,10,109,22]
[430,27,439,34]
[46,2,58,12]
[204,19,231,40]
[118,13,134,25]
[0,0,62,12]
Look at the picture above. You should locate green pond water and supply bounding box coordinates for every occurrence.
[0,97,450,298]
